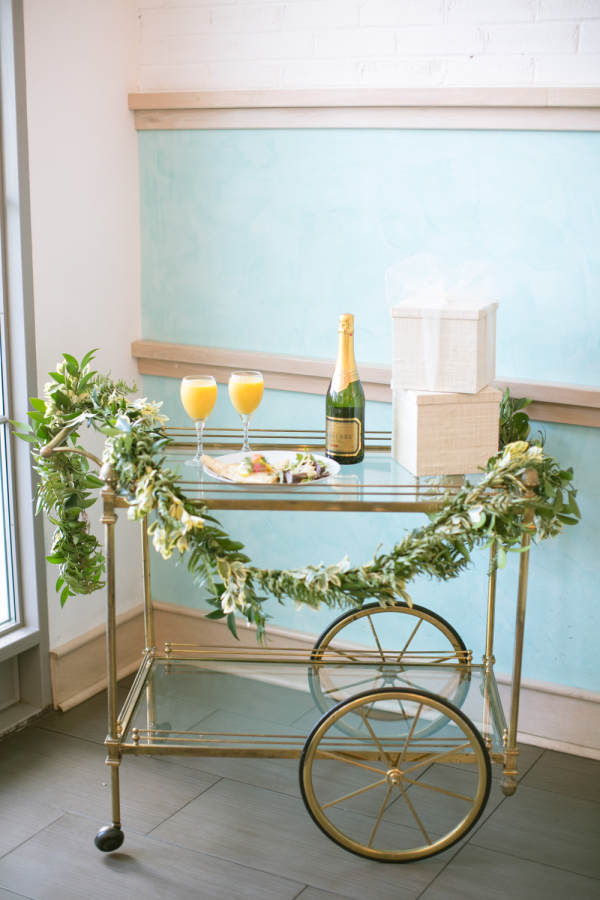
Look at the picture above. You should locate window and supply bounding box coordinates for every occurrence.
[0,0,51,732]
[0,277,18,633]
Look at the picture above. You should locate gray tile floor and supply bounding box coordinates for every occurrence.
[0,681,599,900]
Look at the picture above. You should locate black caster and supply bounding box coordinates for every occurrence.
[94,826,124,852]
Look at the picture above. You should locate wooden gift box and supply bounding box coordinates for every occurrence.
[390,298,498,394]
[391,385,502,476]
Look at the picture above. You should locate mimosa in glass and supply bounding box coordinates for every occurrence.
[180,375,218,466]
[228,371,264,452]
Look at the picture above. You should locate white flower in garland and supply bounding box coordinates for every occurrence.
[132,398,169,427]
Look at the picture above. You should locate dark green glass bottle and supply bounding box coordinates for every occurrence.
[325,314,365,465]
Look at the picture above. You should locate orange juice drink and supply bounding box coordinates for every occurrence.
[181,378,218,421]
[228,373,264,416]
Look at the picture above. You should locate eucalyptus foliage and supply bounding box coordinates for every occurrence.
[14,352,581,642]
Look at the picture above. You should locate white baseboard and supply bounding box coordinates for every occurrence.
[50,600,600,760]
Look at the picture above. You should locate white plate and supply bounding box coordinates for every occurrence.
[202,450,340,487]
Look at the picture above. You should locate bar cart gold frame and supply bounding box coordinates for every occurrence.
[41,426,537,862]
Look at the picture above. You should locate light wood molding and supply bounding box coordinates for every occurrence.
[129,88,600,110]
[131,339,600,427]
[129,88,600,132]
[133,106,600,132]
[49,605,144,712]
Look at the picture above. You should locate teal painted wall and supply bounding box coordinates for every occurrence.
[139,129,600,692]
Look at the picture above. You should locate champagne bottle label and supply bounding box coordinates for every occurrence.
[331,367,359,393]
[326,416,362,457]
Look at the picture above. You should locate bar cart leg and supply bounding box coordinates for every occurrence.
[481,544,498,748]
[501,500,535,797]
[95,477,125,852]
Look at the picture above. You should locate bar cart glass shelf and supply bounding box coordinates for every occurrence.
[47,427,535,863]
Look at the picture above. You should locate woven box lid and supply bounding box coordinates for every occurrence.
[390,298,498,320]
[396,385,502,407]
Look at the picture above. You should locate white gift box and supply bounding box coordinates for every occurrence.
[390,298,498,394]
[391,385,502,476]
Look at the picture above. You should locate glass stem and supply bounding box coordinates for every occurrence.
[241,414,251,452]
[193,419,206,462]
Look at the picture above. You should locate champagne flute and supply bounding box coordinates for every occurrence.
[180,375,217,467]
[228,371,264,453]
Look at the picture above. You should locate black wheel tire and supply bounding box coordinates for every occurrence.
[299,686,492,863]
[311,600,467,660]
[94,826,124,853]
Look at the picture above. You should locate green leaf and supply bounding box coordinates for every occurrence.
[30,398,47,413]
[557,514,579,525]
[205,609,226,620]
[98,426,121,436]
[226,612,239,640]
[51,389,70,409]
[80,499,97,509]
[55,577,64,592]
[27,410,48,424]
[80,349,99,370]
[62,353,79,369]
[10,420,33,432]
[84,474,105,487]
[568,493,581,518]
[65,362,78,377]
[47,371,65,384]
[60,585,70,607]
[46,554,65,564]
[14,432,39,443]
[553,488,563,515]
[497,547,507,569]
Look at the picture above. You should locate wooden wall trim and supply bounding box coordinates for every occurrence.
[132,339,600,428]
[49,605,144,712]
[129,88,600,132]
[129,88,600,110]
[133,106,600,133]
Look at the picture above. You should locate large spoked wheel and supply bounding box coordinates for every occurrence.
[309,603,470,739]
[300,687,490,863]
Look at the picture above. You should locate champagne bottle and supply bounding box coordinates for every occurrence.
[326,314,365,465]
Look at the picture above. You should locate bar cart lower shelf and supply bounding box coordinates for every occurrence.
[99,601,511,863]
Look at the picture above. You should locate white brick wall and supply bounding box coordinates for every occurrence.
[138,0,600,91]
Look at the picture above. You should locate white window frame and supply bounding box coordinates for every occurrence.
[0,0,51,734]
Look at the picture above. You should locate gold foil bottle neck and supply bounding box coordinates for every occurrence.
[338,314,354,335]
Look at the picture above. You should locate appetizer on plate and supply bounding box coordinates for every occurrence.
[201,452,330,485]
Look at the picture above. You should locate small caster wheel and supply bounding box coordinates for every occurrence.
[94,826,124,852]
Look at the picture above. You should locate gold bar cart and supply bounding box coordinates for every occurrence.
[45,427,536,863]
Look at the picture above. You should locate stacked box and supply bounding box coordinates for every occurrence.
[390,299,498,395]
[389,298,501,476]
[391,386,502,477]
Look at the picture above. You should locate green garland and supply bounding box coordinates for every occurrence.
[14,351,581,642]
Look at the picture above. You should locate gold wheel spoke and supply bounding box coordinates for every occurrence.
[393,674,418,689]
[322,675,381,696]
[357,708,392,766]
[368,615,386,663]
[320,778,388,810]
[402,741,472,776]
[397,704,423,770]
[398,783,432,846]
[368,784,394,848]
[317,750,387,776]
[402,776,474,803]
[396,618,423,663]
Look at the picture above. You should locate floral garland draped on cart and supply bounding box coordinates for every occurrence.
[14,352,581,642]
